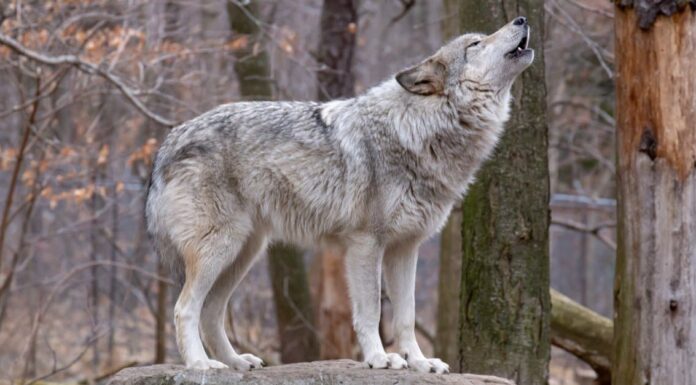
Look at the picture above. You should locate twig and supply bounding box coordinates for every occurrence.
[545,0,613,79]
[76,360,139,384]
[390,0,416,24]
[566,0,613,18]
[551,218,617,250]
[0,32,177,127]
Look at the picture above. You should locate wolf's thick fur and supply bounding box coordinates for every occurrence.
[146,18,534,373]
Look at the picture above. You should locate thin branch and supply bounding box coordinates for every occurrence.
[546,0,613,79]
[551,218,617,250]
[390,0,416,24]
[0,32,178,127]
[566,0,613,18]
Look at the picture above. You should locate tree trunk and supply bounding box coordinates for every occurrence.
[613,2,696,384]
[227,0,319,363]
[315,0,357,360]
[317,0,357,101]
[456,2,550,384]
[434,205,462,367]
[227,1,272,100]
[268,244,320,363]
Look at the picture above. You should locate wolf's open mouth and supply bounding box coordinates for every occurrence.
[506,29,530,58]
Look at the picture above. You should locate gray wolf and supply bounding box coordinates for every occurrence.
[146,17,533,373]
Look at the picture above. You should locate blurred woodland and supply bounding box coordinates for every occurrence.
[0,0,627,384]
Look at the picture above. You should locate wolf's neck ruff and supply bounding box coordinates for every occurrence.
[321,78,511,202]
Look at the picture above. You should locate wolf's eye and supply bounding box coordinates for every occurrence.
[467,41,481,48]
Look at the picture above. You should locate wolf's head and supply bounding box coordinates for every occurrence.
[396,17,533,98]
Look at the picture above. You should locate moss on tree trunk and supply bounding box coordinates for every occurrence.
[456,1,550,384]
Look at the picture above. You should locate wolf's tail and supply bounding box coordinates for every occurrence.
[145,168,185,284]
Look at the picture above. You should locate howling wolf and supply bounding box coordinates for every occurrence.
[146,17,533,373]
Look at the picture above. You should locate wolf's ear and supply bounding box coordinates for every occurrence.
[395,59,447,96]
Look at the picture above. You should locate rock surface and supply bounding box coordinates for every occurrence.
[107,360,516,385]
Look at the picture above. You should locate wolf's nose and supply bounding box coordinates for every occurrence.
[513,17,527,26]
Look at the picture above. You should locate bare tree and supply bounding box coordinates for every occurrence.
[315,0,358,360]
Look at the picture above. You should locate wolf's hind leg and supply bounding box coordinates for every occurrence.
[174,229,246,370]
[383,242,449,374]
[200,228,268,370]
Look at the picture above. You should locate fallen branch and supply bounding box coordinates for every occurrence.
[551,289,612,385]
[0,32,177,127]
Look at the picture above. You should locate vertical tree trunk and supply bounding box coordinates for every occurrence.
[434,206,463,368]
[268,244,320,363]
[227,0,319,363]
[90,147,107,371]
[315,0,357,360]
[457,2,550,384]
[613,2,696,384]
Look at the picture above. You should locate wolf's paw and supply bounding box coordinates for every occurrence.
[408,357,449,374]
[386,353,409,369]
[240,353,266,369]
[365,352,390,369]
[189,359,228,370]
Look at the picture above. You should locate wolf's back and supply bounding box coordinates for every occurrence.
[145,100,332,279]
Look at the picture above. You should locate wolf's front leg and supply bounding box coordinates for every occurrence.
[384,242,450,374]
[344,234,407,370]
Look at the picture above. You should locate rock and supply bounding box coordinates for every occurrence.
[107,360,516,385]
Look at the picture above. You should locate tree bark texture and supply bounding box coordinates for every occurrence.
[435,206,463,368]
[227,1,319,363]
[613,3,696,384]
[457,2,550,384]
[268,244,320,363]
[315,0,358,360]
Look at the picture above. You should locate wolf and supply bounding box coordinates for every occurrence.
[146,17,533,373]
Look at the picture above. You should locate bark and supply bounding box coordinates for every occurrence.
[227,1,319,363]
[456,2,550,384]
[551,289,612,385]
[226,1,272,100]
[316,248,354,359]
[434,206,463,367]
[268,244,320,363]
[613,3,696,384]
[315,0,358,360]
